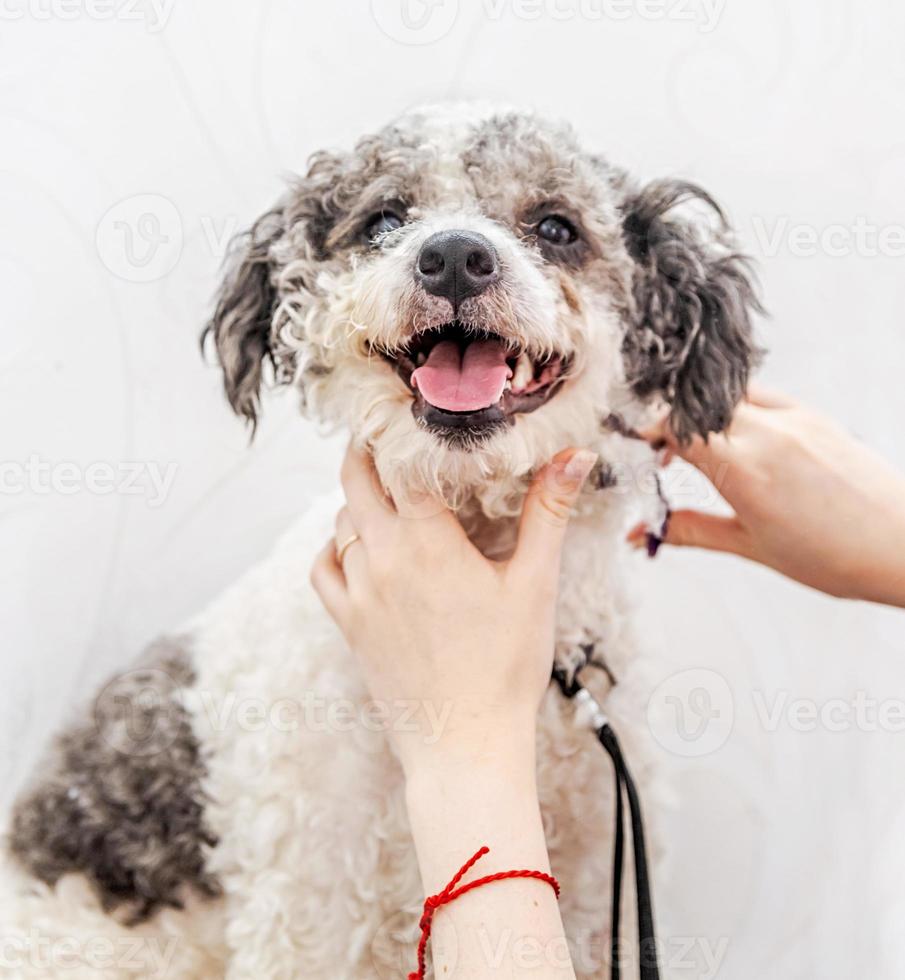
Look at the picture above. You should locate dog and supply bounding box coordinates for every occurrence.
[1,103,759,978]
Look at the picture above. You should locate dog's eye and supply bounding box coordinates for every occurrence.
[537,215,578,246]
[365,210,404,244]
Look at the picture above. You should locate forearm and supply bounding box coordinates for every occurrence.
[404,729,576,979]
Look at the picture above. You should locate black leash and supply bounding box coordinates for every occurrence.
[552,665,660,980]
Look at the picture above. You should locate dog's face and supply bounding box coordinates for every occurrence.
[206,104,759,511]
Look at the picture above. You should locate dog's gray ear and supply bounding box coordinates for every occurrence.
[620,179,762,443]
[202,205,286,430]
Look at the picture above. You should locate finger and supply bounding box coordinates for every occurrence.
[390,480,455,524]
[340,445,396,538]
[745,383,797,410]
[629,510,750,558]
[334,506,367,587]
[636,414,671,450]
[638,414,739,473]
[310,540,351,630]
[386,468,471,540]
[637,415,711,465]
[513,448,597,578]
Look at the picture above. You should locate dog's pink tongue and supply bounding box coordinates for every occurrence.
[411,339,511,412]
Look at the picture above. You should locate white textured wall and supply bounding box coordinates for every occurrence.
[2,2,904,977]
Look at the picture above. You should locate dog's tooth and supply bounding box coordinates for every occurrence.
[511,352,533,391]
[415,351,426,366]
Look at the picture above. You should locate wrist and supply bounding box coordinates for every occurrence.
[405,734,537,803]
[399,707,537,784]
[404,741,547,896]
[846,514,905,608]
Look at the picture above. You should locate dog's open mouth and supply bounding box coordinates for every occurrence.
[382,321,570,440]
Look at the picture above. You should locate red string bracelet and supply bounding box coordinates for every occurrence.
[408,845,561,980]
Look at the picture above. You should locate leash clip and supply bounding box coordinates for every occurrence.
[573,685,609,733]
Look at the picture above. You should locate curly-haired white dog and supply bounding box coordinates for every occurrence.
[1,104,759,978]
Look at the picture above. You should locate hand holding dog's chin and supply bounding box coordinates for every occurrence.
[311,445,598,782]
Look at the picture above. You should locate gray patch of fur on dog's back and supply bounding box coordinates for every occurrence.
[8,637,221,924]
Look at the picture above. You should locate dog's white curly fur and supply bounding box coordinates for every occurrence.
[1,103,759,978]
[0,477,663,980]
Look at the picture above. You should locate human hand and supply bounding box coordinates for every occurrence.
[311,447,592,978]
[310,445,598,779]
[631,386,905,607]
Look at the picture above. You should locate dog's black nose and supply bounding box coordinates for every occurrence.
[416,230,499,308]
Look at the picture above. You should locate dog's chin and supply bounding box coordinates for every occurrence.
[378,320,571,450]
[411,396,509,446]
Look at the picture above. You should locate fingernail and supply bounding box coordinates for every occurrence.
[562,449,598,486]
[626,521,646,541]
